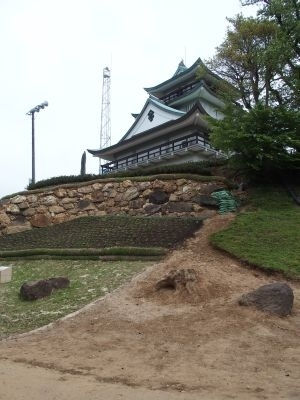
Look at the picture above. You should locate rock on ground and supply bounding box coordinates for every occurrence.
[238,282,294,316]
[20,277,70,300]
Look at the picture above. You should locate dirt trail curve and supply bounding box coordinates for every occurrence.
[0,214,299,400]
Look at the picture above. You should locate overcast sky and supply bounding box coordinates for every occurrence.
[0,0,257,198]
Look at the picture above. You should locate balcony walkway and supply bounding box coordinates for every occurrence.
[101,133,220,174]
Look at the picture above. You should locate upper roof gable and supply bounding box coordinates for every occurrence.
[119,95,185,142]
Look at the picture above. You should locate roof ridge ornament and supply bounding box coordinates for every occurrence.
[173,60,187,77]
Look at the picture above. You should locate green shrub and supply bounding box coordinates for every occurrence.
[26,160,227,190]
[0,246,167,260]
[27,174,99,190]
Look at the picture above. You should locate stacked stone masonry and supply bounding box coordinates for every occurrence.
[0,179,225,236]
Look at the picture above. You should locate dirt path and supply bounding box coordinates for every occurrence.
[0,214,299,400]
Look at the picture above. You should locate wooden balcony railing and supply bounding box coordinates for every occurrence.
[101,133,217,174]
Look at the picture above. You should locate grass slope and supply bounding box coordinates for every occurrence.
[211,185,300,277]
[0,260,153,338]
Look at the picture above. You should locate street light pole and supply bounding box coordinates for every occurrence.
[26,101,48,185]
[31,112,35,185]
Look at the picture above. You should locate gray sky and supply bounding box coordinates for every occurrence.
[0,0,256,198]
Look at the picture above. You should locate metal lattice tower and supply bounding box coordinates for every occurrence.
[99,66,111,173]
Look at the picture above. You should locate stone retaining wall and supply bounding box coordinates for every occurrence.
[0,178,225,236]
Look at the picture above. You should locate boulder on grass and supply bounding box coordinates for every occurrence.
[20,277,70,300]
[238,282,294,316]
[47,277,70,289]
[20,280,52,300]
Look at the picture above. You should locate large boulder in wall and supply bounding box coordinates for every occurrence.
[148,190,169,205]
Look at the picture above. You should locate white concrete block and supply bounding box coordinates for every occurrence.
[0,266,12,283]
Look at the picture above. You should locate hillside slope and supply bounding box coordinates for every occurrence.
[0,214,299,399]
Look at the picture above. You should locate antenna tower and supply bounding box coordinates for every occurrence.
[99,66,111,173]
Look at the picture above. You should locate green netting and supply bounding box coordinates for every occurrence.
[211,190,238,214]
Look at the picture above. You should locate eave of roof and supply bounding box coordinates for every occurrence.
[168,81,224,108]
[87,102,208,160]
[144,58,204,95]
[144,57,233,99]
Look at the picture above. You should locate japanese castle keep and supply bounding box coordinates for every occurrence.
[88,58,225,174]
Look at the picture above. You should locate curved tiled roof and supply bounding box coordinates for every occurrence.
[168,80,224,109]
[87,102,208,160]
[144,58,203,95]
[144,57,230,101]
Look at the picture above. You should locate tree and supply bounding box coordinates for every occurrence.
[209,104,300,174]
[206,1,300,175]
[207,15,284,109]
[241,0,300,107]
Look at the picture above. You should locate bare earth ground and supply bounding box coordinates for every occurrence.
[0,214,299,400]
